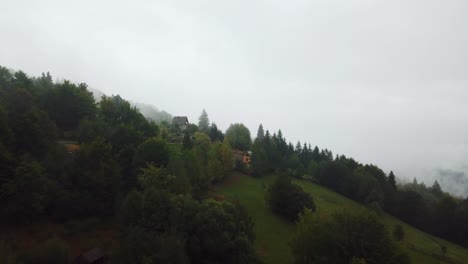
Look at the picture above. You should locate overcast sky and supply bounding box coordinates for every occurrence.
[1,0,468,195]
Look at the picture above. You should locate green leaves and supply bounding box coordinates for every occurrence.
[138,165,176,191]
[0,160,51,223]
[133,137,170,169]
[266,175,316,222]
[291,210,410,264]
[44,80,96,131]
[225,123,252,151]
[119,188,256,264]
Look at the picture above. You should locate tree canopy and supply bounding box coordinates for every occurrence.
[266,175,316,221]
[225,123,252,151]
[290,210,410,264]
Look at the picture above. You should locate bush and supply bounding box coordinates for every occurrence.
[20,236,72,264]
[290,210,410,264]
[265,175,316,221]
[133,138,170,169]
[393,224,405,242]
[118,192,257,264]
[0,240,19,264]
[440,245,447,256]
[117,227,189,264]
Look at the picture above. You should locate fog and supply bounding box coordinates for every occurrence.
[1,0,467,196]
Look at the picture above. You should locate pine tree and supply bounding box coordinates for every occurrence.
[388,171,397,190]
[257,124,265,139]
[431,180,443,196]
[288,142,294,153]
[198,109,209,133]
[209,123,223,142]
[312,146,320,161]
[277,129,283,141]
[295,141,302,153]
[265,130,271,145]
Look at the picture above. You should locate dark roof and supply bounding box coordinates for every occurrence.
[74,248,105,264]
[172,116,189,125]
[232,150,249,156]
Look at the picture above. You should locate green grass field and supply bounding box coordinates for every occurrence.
[216,173,468,264]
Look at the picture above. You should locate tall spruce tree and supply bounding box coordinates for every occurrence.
[257,124,265,139]
[198,109,209,133]
[388,171,397,190]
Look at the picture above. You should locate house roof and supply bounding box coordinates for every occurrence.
[172,116,189,125]
[57,140,80,153]
[232,149,249,155]
[65,144,80,153]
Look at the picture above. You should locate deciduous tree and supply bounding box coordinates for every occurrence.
[225,123,251,151]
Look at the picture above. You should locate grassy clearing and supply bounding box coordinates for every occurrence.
[217,172,468,264]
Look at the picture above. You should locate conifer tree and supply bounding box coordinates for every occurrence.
[295,141,302,153]
[198,109,209,133]
[257,124,265,139]
[388,171,397,190]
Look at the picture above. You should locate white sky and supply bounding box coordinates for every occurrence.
[1,0,468,194]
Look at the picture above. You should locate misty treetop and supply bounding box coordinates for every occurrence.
[198,109,210,133]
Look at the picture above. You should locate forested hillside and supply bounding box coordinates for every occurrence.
[0,67,254,263]
[247,124,468,248]
[0,66,467,264]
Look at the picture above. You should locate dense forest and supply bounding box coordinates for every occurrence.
[0,66,467,263]
[0,67,253,263]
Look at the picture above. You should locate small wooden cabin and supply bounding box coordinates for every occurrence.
[172,116,189,131]
[233,150,251,164]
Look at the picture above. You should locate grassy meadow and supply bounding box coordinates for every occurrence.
[217,172,468,264]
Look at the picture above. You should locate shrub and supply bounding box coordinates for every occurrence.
[290,210,410,264]
[0,240,19,264]
[20,236,72,264]
[265,175,316,221]
[393,224,405,242]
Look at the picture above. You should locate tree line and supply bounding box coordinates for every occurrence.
[249,123,468,248]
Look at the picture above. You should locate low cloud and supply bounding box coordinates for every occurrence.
[435,169,468,198]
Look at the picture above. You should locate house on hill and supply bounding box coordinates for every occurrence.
[233,150,251,164]
[172,116,189,131]
[57,140,80,161]
[64,142,80,154]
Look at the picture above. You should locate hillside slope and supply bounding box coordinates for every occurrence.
[216,173,468,264]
